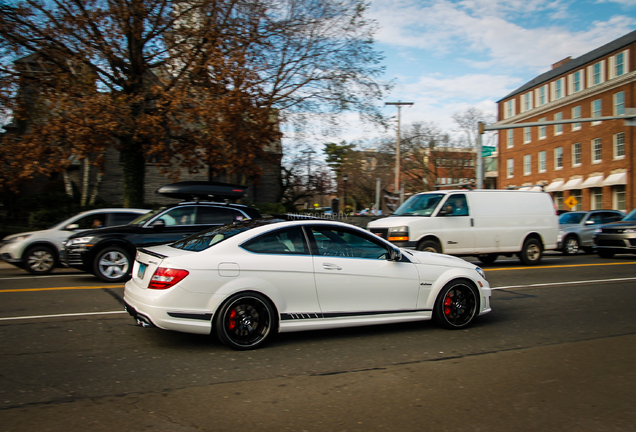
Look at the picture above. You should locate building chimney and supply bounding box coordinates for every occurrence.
[552,57,572,69]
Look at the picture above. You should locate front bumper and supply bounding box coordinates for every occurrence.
[60,246,92,271]
[594,234,636,253]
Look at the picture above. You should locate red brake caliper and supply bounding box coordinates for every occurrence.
[228,309,237,330]
[444,294,453,316]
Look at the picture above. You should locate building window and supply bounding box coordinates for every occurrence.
[524,127,531,144]
[555,147,563,169]
[592,62,603,85]
[507,129,514,148]
[592,99,602,125]
[572,106,581,131]
[507,159,514,178]
[524,92,533,112]
[571,190,582,211]
[554,112,563,135]
[538,151,546,173]
[554,191,564,210]
[505,100,515,118]
[524,154,531,175]
[572,143,581,166]
[539,117,547,139]
[614,186,626,211]
[592,138,602,163]
[538,86,547,105]
[592,188,603,210]
[554,79,564,99]
[615,52,625,77]
[573,70,582,92]
[614,132,625,159]
[614,91,625,116]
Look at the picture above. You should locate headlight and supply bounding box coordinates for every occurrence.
[594,227,602,234]
[6,234,31,244]
[475,267,487,280]
[388,226,409,242]
[624,228,636,233]
[557,230,564,241]
[67,236,94,246]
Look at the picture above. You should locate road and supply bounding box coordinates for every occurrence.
[1,253,636,431]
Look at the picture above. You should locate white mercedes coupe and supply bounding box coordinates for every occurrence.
[124,218,491,350]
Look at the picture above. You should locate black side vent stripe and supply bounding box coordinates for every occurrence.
[167,312,213,321]
[281,309,431,321]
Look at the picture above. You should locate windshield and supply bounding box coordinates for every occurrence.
[170,218,284,252]
[623,208,636,222]
[559,212,585,225]
[128,208,166,226]
[393,193,444,216]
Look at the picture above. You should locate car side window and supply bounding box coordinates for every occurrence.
[588,214,603,225]
[602,213,622,223]
[158,207,197,226]
[440,194,469,217]
[310,227,389,259]
[242,227,308,255]
[73,214,104,229]
[109,212,141,226]
[195,207,235,225]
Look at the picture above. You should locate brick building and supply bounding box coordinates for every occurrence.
[495,30,635,212]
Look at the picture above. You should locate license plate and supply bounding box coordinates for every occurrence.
[137,263,147,279]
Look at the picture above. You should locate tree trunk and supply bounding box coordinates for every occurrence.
[120,136,145,208]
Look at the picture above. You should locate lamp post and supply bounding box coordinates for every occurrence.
[343,174,348,214]
[385,101,413,202]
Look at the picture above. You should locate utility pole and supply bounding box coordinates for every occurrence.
[385,101,413,201]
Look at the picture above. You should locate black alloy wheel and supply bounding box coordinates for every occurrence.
[93,246,132,283]
[434,280,479,329]
[215,292,277,350]
[24,245,56,275]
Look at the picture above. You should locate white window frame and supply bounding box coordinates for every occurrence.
[524,127,531,144]
[592,138,602,163]
[592,99,602,126]
[614,186,626,211]
[589,61,605,86]
[555,147,563,170]
[570,70,583,93]
[610,50,628,79]
[572,106,581,131]
[505,99,515,118]
[554,112,563,135]
[614,91,625,116]
[538,151,546,173]
[614,132,625,160]
[523,92,533,112]
[539,117,547,139]
[572,143,581,167]
[523,154,531,176]
[506,158,514,178]
[507,129,514,149]
[552,78,564,100]
[536,85,548,106]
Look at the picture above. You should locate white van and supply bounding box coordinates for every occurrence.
[367,190,558,265]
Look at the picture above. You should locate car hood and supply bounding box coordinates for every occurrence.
[67,224,140,239]
[2,230,41,241]
[601,221,636,228]
[403,249,475,269]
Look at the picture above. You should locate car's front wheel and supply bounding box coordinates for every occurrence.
[93,246,132,283]
[24,245,56,275]
[434,280,479,329]
[214,292,277,350]
[563,236,580,255]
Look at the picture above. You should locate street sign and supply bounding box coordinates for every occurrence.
[482,146,496,157]
[565,196,578,208]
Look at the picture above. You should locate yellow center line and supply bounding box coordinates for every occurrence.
[1,285,124,293]
[483,261,636,271]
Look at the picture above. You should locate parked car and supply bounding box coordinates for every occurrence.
[593,208,636,258]
[557,210,624,255]
[123,218,491,350]
[61,182,261,283]
[368,189,558,266]
[0,208,149,275]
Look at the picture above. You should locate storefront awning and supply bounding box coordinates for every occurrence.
[581,175,604,188]
[545,180,564,192]
[563,178,583,190]
[603,172,628,186]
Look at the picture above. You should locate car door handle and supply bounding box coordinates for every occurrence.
[323,263,342,270]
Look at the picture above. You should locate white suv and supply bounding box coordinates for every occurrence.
[0,208,148,275]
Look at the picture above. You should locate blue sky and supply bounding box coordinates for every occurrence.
[322,0,636,146]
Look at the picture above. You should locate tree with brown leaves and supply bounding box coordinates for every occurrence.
[0,0,388,207]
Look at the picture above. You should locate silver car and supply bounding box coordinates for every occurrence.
[557,210,624,255]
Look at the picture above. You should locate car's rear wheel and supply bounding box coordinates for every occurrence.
[24,245,56,275]
[519,238,542,265]
[563,236,580,255]
[93,246,132,283]
[417,239,441,253]
[434,280,479,329]
[215,292,277,350]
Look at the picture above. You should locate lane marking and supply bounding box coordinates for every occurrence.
[483,261,636,272]
[0,273,87,281]
[493,277,636,290]
[0,285,124,293]
[0,310,127,321]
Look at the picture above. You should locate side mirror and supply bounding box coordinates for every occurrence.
[585,220,596,225]
[151,219,165,229]
[65,223,80,231]
[438,205,452,216]
[388,246,402,262]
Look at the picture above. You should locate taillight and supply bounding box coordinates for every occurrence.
[148,267,189,290]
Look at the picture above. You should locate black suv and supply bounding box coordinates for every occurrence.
[61,182,261,282]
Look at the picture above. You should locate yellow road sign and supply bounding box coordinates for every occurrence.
[565,196,578,208]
